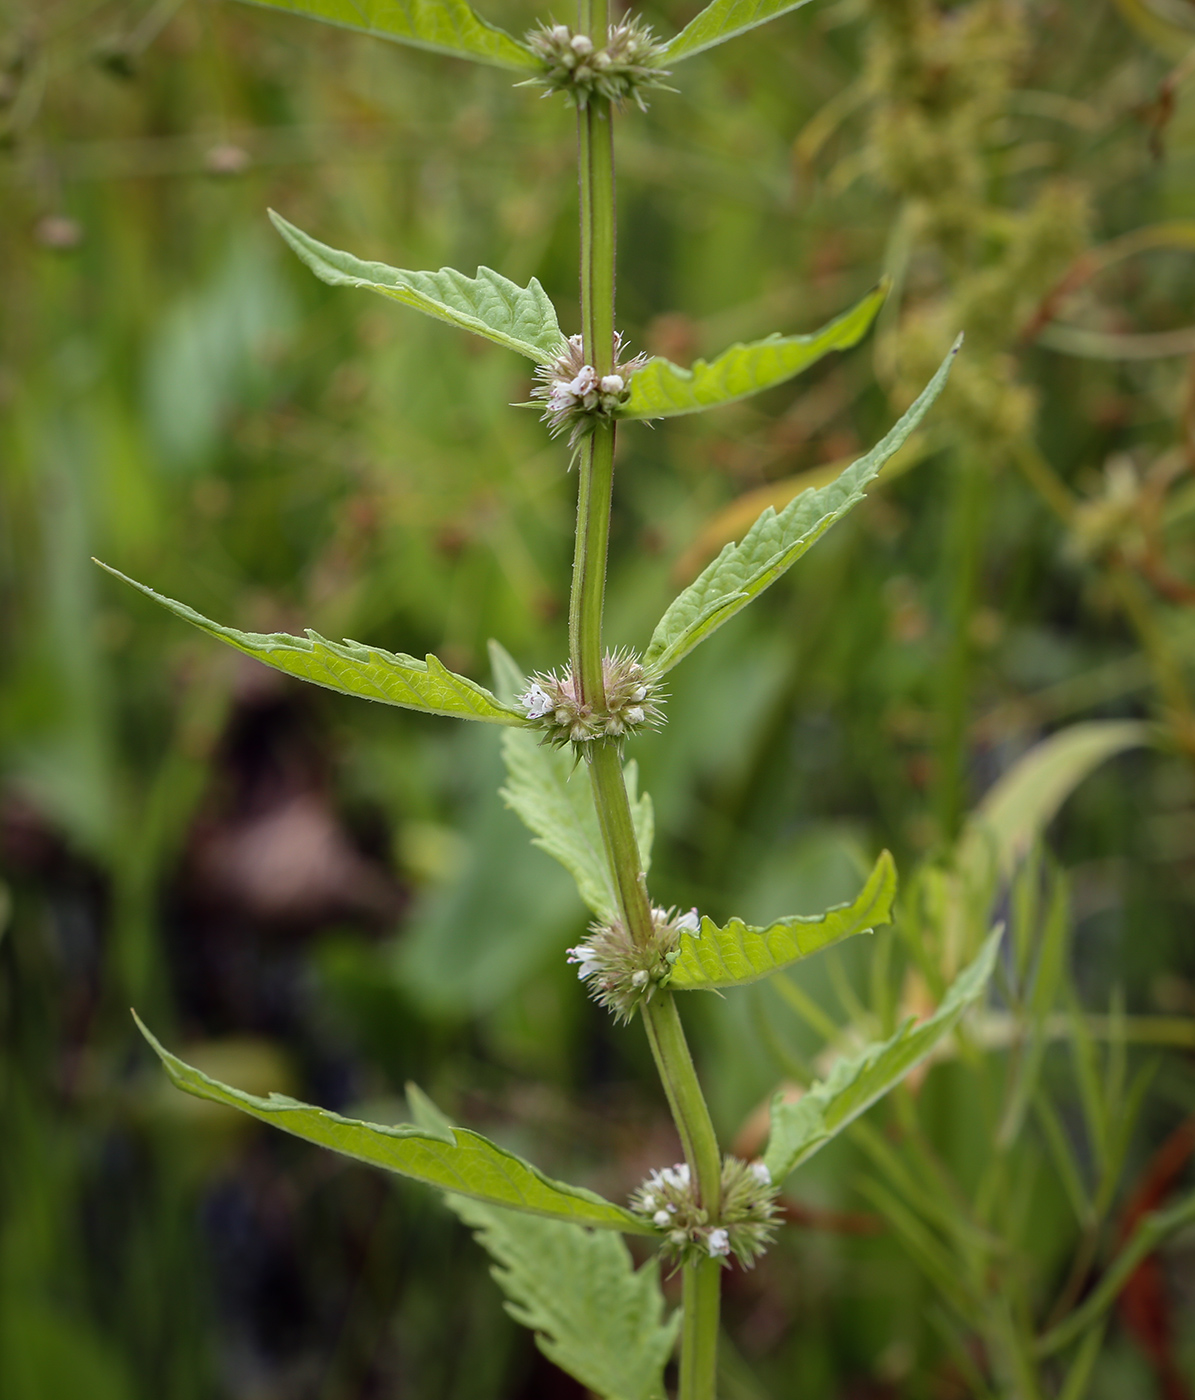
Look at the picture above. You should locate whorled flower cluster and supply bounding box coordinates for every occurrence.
[517,648,663,749]
[532,333,647,447]
[525,18,671,110]
[566,903,697,1023]
[629,1157,781,1270]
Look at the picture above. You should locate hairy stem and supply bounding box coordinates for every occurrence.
[568,3,722,1392]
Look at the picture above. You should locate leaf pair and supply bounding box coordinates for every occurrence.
[273,211,886,423]
[233,0,821,72]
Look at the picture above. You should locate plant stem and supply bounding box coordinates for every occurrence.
[642,994,723,1210]
[568,6,722,1393]
[680,1259,722,1400]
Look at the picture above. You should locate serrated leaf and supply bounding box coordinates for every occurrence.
[669,850,895,990]
[270,211,562,362]
[135,1014,650,1232]
[98,563,527,725]
[644,339,960,675]
[663,0,817,61]
[620,284,885,421]
[447,1197,677,1400]
[233,0,536,70]
[763,926,1001,1183]
[500,727,654,924]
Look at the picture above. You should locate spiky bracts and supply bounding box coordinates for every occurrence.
[566,904,696,1023]
[517,649,663,750]
[525,19,671,111]
[629,1157,781,1270]
[532,333,647,448]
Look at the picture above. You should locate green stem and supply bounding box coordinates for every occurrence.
[642,995,723,1212]
[680,1259,722,1400]
[567,7,722,1394]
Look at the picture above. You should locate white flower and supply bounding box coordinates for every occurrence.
[599,373,624,394]
[631,969,649,988]
[566,944,601,980]
[570,32,593,54]
[706,1228,731,1257]
[519,682,554,719]
[750,1162,772,1185]
[652,1210,671,1227]
[675,909,700,934]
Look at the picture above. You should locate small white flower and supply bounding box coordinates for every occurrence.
[669,1229,687,1245]
[707,1228,731,1257]
[519,682,554,719]
[624,706,645,726]
[677,1163,691,1186]
[570,32,594,54]
[631,969,649,988]
[750,1162,772,1185]
[548,23,570,41]
[652,1210,671,1227]
[641,1194,656,1211]
[675,909,700,934]
[599,373,624,394]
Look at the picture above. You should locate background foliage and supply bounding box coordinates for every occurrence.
[4,0,1195,1395]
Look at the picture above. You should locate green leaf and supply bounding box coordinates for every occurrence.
[97,563,527,725]
[270,211,562,362]
[663,0,817,61]
[500,726,654,924]
[763,926,1001,1183]
[620,284,885,421]
[135,1014,650,1232]
[668,850,895,990]
[958,721,1150,885]
[447,1197,677,1400]
[233,0,536,70]
[644,339,960,675]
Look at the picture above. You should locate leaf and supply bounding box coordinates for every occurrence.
[233,0,536,70]
[135,1014,650,1232]
[447,1197,677,1400]
[663,0,817,61]
[500,727,654,924]
[668,849,896,990]
[763,926,1002,1183]
[644,339,960,675]
[97,564,528,725]
[270,211,562,362]
[619,284,886,421]
[958,721,1149,885]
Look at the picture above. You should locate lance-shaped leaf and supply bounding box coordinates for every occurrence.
[663,0,817,62]
[619,284,886,421]
[763,926,1001,1183]
[98,564,527,725]
[136,1015,650,1232]
[233,0,536,70]
[644,339,960,675]
[668,850,895,991]
[271,211,563,363]
[500,727,654,924]
[448,1196,677,1400]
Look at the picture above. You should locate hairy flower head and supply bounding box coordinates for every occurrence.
[532,333,646,447]
[630,1156,781,1270]
[566,903,696,1023]
[515,649,663,751]
[525,18,671,110]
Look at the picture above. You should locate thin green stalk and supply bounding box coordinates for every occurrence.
[568,5,723,1391]
[680,1260,722,1400]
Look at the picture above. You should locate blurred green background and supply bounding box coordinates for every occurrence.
[4,0,1195,1395]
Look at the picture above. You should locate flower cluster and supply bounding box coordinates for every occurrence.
[629,1157,781,1270]
[517,648,662,750]
[566,903,697,1023]
[525,19,671,111]
[532,332,646,447]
